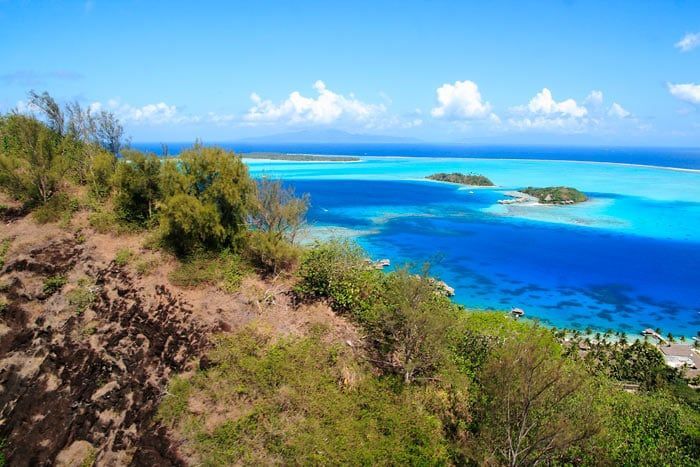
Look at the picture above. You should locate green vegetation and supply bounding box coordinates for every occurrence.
[135,256,159,276]
[168,250,249,293]
[159,144,256,255]
[597,389,700,465]
[427,172,495,186]
[66,278,96,314]
[32,194,79,224]
[583,340,681,390]
[42,275,67,296]
[246,177,308,274]
[295,239,384,316]
[0,238,11,270]
[112,149,161,226]
[0,114,67,205]
[114,248,134,266]
[241,152,360,162]
[0,91,123,212]
[160,328,450,465]
[290,240,699,465]
[522,186,588,204]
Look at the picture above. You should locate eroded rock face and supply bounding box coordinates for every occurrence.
[0,237,211,466]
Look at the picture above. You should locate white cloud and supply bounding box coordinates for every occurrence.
[675,32,700,52]
[244,80,386,125]
[431,80,496,120]
[668,82,700,104]
[608,102,630,118]
[526,88,587,118]
[507,88,591,132]
[585,90,604,106]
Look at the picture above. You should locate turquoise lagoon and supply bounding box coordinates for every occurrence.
[245,156,700,338]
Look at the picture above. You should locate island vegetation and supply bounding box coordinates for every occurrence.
[522,186,588,204]
[427,172,495,186]
[0,91,698,466]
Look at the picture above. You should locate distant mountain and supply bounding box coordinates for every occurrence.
[238,129,421,144]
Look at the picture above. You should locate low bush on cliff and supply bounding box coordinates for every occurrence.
[159,328,450,465]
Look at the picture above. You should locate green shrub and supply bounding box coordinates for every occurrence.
[42,275,67,296]
[295,239,383,315]
[168,250,248,293]
[66,278,96,314]
[595,390,700,465]
[135,257,159,276]
[159,193,225,255]
[468,331,600,466]
[158,145,256,255]
[112,149,161,226]
[114,248,133,266]
[86,149,116,200]
[249,177,309,245]
[0,297,7,314]
[88,208,122,234]
[363,269,461,383]
[159,328,450,465]
[0,238,11,270]
[0,114,67,205]
[32,194,78,224]
[243,230,301,275]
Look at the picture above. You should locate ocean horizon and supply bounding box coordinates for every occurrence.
[133,142,700,171]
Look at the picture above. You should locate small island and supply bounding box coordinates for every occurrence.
[521,186,588,204]
[426,172,495,186]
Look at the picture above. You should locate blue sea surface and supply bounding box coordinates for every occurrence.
[292,178,700,337]
[140,143,700,338]
[135,142,700,170]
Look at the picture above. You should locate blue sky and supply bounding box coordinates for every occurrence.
[1,0,699,145]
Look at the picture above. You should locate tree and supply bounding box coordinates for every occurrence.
[112,149,161,225]
[94,110,124,154]
[27,92,125,190]
[471,332,599,466]
[159,193,225,255]
[600,391,700,465]
[159,145,256,254]
[246,177,309,274]
[28,90,65,136]
[64,100,96,141]
[250,177,309,244]
[86,149,116,200]
[368,268,457,384]
[0,114,66,205]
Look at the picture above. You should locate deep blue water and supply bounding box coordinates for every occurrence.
[133,142,700,170]
[294,179,700,337]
